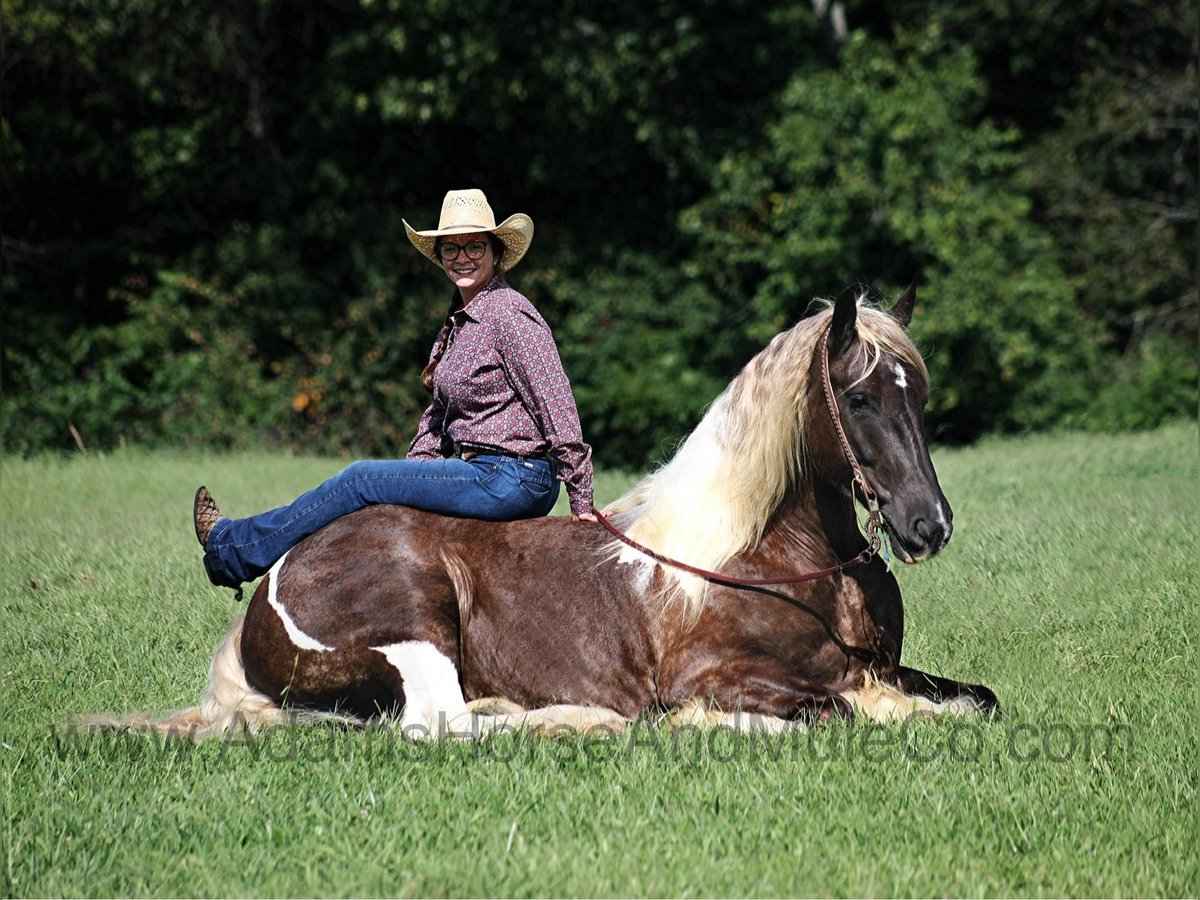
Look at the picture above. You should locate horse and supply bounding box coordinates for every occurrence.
[148,282,998,739]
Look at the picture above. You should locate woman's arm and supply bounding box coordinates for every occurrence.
[406,396,447,460]
[497,307,595,516]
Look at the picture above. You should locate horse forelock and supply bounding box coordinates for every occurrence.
[851,306,927,385]
[605,295,924,621]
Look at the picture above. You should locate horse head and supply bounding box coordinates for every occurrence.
[817,282,952,563]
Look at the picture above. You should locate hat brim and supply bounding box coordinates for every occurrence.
[403,213,533,274]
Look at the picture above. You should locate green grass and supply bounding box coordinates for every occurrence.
[2,423,1197,897]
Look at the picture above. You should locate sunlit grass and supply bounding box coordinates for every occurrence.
[2,423,1196,897]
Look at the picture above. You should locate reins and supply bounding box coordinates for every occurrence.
[592,322,886,588]
[591,508,874,586]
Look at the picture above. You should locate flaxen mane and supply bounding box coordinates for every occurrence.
[604,294,925,617]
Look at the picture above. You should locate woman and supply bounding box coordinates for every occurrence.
[194,188,595,591]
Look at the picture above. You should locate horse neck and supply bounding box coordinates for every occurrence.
[613,326,817,559]
[759,473,867,566]
[607,317,838,617]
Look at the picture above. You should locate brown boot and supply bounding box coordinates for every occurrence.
[193,486,224,547]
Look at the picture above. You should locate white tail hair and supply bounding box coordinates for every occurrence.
[75,616,347,740]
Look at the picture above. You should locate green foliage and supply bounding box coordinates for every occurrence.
[1084,333,1200,431]
[1024,27,1198,430]
[682,29,1110,440]
[0,267,452,457]
[549,255,731,465]
[880,0,1198,432]
[276,286,439,458]
[2,1,1195,464]
[2,272,287,454]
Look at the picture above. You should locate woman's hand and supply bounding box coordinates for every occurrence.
[572,506,615,523]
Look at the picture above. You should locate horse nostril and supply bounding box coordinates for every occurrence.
[914,517,945,548]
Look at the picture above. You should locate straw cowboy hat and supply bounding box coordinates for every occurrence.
[404,189,534,274]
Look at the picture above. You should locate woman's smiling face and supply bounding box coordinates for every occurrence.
[437,232,496,301]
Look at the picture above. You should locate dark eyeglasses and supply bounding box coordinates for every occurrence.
[436,240,490,262]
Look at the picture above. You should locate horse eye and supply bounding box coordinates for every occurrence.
[846,392,872,410]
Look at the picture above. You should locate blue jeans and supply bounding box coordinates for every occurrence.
[203,455,559,588]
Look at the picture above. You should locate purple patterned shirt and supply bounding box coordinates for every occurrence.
[407,276,594,515]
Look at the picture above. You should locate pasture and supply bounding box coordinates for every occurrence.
[2,423,1196,897]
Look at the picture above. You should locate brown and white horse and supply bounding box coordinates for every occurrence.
[155,283,998,738]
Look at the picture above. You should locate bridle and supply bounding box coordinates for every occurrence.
[593,322,887,588]
[817,322,887,560]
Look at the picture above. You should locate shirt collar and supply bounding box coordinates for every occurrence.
[451,275,509,323]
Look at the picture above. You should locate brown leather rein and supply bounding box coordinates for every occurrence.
[592,323,887,588]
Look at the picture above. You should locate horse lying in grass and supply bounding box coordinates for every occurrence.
[145,283,998,739]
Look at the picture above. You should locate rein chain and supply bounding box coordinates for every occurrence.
[592,323,886,588]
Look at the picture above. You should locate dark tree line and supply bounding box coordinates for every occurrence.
[3,0,1195,465]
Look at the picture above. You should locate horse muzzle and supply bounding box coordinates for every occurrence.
[880,501,953,564]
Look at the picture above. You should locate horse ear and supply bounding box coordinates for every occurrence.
[829,283,859,355]
[890,280,917,328]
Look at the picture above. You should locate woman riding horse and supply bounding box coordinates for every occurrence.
[153,282,998,738]
[193,188,596,593]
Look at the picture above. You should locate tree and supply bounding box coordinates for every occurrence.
[2,1,1193,462]
[681,29,1103,440]
[871,0,1198,427]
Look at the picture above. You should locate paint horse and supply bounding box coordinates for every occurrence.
[164,283,998,738]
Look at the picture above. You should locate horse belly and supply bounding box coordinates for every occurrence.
[453,543,660,718]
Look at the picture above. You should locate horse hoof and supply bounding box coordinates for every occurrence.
[974,685,1002,718]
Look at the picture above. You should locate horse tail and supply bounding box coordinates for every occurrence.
[75,616,305,739]
[166,614,291,736]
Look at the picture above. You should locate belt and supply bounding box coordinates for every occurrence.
[451,441,550,462]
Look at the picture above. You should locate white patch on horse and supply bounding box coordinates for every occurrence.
[935,502,951,539]
[266,551,333,653]
[615,550,656,597]
[892,362,908,390]
[371,641,467,737]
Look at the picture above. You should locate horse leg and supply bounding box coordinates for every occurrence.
[368,640,471,737]
[237,547,479,737]
[837,666,999,723]
[450,700,631,737]
[242,551,626,741]
[896,665,1000,714]
[662,656,854,729]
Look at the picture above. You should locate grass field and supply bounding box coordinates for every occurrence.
[2,423,1196,897]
